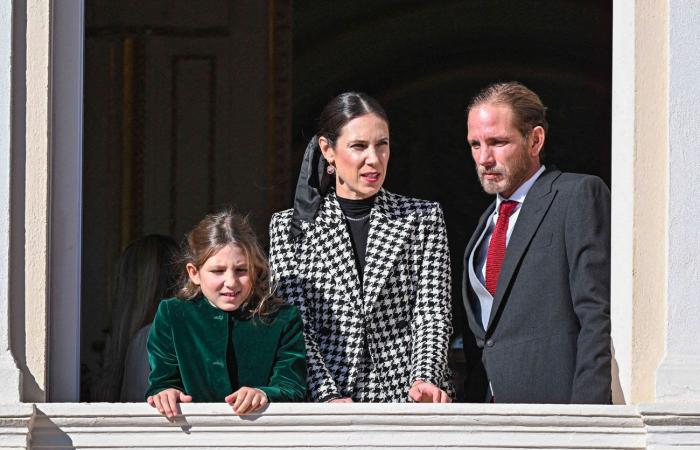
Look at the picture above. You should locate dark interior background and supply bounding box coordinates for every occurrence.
[292,0,612,389]
[82,0,611,400]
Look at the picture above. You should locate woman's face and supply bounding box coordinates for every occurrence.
[319,113,390,200]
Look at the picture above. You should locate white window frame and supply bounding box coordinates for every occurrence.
[42,0,635,403]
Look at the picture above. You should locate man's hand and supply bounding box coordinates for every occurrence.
[408,380,451,403]
[328,397,353,403]
[225,387,268,415]
[147,388,193,419]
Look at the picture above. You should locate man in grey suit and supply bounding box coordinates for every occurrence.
[461,82,611,404]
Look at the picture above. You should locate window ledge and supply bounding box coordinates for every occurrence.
[0,403,695,448]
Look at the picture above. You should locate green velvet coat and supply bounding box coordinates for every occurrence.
[146,297,307,402]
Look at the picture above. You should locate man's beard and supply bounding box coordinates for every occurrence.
[476,147,533,196]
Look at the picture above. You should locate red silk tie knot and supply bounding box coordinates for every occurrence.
[485,200,519,296]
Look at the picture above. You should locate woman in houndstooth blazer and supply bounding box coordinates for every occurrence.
[270,92,454,402]
[269,92,453,403]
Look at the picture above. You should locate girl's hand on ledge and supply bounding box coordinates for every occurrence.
[225,387,268,415]
[409,380,451,403]
[328,397,354,403]
[147,388,193,420]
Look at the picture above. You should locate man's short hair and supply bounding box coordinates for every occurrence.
[467,81,549,137]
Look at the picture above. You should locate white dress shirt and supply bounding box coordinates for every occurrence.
[473,165,545,328]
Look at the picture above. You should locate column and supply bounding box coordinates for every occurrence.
[0,0,22,403]
[656,0,700,402]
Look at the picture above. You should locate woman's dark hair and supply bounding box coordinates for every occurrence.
[93,234,179,402]
[177,208,283,318]
[317,92,389,146]
[289,92,390,238]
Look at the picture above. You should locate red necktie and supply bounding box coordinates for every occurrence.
[485,200,519,296]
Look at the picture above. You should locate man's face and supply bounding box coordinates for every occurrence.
[467,103,543,198]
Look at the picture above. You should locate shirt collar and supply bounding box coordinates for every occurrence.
[496,165,546,208]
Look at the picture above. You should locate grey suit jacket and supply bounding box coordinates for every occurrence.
[461,168,611,404]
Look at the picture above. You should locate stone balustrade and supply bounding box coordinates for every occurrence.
[0,403,697,449]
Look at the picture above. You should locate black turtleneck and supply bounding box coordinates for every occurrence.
[336,194,376,282]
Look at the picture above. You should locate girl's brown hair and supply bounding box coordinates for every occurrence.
[177,209,282,317]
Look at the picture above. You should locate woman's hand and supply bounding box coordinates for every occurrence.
[225,387,268,415]
[408,380,451,403]
[328,397,353,403]
[147,388,193,419]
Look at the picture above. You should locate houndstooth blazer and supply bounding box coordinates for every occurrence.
[269,189,454,402]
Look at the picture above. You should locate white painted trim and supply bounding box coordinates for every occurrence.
[3,402,700,449]
[47,0,83,402]
[1,403,691,449]
[656,355,700,403]
[641,402,700,449]
[24,0,53,401]
[31,403,647,449]
[0,0,23,404]
[657,0,700,404]
[0,402,692,449]
[0,404,33,449]
[610,0,635,405]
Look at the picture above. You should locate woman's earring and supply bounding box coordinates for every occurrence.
[326,164,336,175]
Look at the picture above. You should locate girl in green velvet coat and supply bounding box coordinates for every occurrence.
[146,210,307,418]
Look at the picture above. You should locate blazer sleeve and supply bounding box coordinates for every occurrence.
[268,212,342,402]
[145,301,185,399]
[565,176,612,404]
[255,307,308,402]
[410,203,454,394]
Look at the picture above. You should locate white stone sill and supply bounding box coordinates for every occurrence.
[0,403,698,449]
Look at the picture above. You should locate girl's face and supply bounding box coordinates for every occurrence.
[186,244,252,311]
[319,113,390,200]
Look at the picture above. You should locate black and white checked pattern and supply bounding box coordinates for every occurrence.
[269,189,454,402]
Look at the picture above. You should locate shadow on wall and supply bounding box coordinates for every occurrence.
[30,409,75,449]
[612,341,626,404]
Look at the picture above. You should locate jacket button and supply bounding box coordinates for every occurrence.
[486,339,494,347]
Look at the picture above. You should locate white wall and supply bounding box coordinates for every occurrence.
[0,0,23,404]
[657,0,700,402]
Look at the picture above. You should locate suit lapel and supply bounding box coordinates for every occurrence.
[363,190,410,313]
[486,169,561,329]
[462,203,495,338]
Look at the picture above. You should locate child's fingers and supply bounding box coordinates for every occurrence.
[151,395,162,413]
[247,393,262,413]
[159,393,174,418]
[167,390,180,418]
[224,392,236,404]
[232,389,246,412]
[250,392,268,413]
[179,392,193,403]
[153,394,168,417]
[235,391,254,415]
[147,396,156,408]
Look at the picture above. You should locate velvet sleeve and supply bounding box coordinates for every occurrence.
[255,306,308,402]
[145,301,185,399]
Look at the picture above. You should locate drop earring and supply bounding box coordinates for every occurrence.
[326,164,336,175]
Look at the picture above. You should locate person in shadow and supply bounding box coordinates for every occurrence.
[92,234,179,402]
